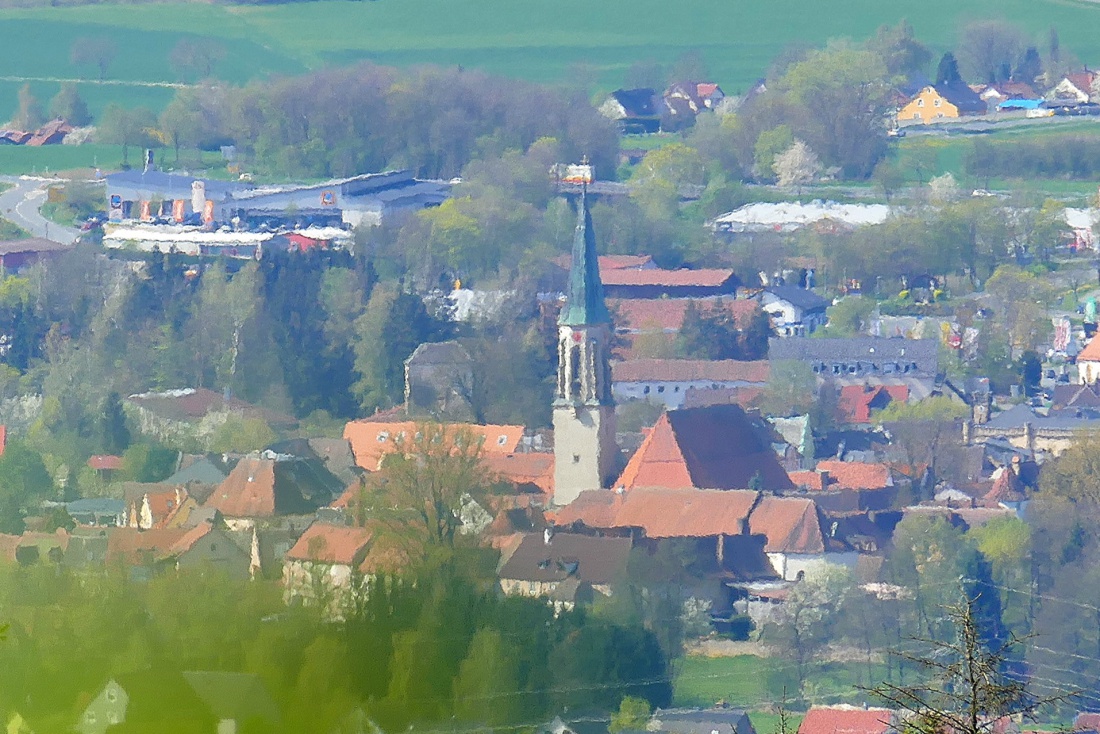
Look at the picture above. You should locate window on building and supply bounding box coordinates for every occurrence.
[643,385,651,394]
[657,386,665,393]
[917,98,925,107]
[933,98,942,107]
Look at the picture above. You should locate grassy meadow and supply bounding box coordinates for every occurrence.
[0,0,1099,118]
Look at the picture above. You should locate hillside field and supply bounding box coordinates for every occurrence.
[2,0,1100,122]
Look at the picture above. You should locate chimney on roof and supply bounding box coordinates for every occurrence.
[544,527,553,545]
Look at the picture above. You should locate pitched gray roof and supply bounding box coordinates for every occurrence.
[499,532,630,585]
[768,337,939,375]
[764,285,829,312]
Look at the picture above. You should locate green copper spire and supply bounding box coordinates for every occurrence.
[558,189,611,326]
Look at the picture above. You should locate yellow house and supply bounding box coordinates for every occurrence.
[898,84,985,124]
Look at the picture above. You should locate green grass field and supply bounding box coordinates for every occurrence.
[672,655,888,711]
[0,0,1099,120]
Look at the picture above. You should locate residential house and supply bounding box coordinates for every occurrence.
[554,487,849,580]
[760,285,830,336]
[614,404,794,492]
[206,452,344,526]
[837,384,909,424]
[61,498,125,527]
[978,81,1041,107]
[0,237,69,273]
[121,483,187,530]
[170,520,252,579]
[1078,336,1100,384]
[898,83,986,124]
[343,418,525,471]
[78,671,279,734]
[797,706,897,734]
[498,530,631,607]
[87,454,123,480]
[647,707,756,734]
[790,460,898,512]
[612,359,769,410]
[403,340,475,421]
[662,81,726,128]
[769,337,939,379]
[1048,70,1099,104]
[283,522,404,611]
[598,88,661,134]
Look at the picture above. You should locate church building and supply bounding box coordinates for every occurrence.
[553,190,619,506]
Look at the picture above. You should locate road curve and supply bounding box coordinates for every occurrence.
[0,176,82,244]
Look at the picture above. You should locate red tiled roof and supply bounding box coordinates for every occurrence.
[286,523,374,565]
[798,707,896,734]
[681,385,766,410]
[613,359,769,384]
[1066,72,1097,94]
[483,452,555,495]
[789,470,828,491]
[748,495,825,554]
[815,461,892,491]
[602,268,736,288]
[554,487,826,553]
[1079,336,1100,362]
[106,528,188,564]
[207,457,278,517]
[613,487,759,538]
[87,455,123,471]
[166,521,214,556]
[837,385,907,424]
[615,405,794,492]
[697,83,720,97]
[610,298,759,333]
[554,254,656,272]
[548,490,624,528]
[343,420,524,472]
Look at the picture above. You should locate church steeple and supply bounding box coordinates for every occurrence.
[553,181,617,505]
[559,188,611,327]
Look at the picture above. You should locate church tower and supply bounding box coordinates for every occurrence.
[553,189,617,506]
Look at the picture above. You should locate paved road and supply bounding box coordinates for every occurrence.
[0,176,81,244]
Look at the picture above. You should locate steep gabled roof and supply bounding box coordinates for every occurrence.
[208,455,342,518]
[748,496,826,554]
[616,405,794,491]
[483,452,555,495]
[763,285,830,312]
[1079,336,1100,362]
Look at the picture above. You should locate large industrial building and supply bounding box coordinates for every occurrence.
[104,169,451,229]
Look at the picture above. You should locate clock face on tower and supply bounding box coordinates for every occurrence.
[572,332,583,342]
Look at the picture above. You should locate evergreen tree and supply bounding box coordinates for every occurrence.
[98,390,131,455]
[1015,47,1043,86]
[936,52,962,85]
